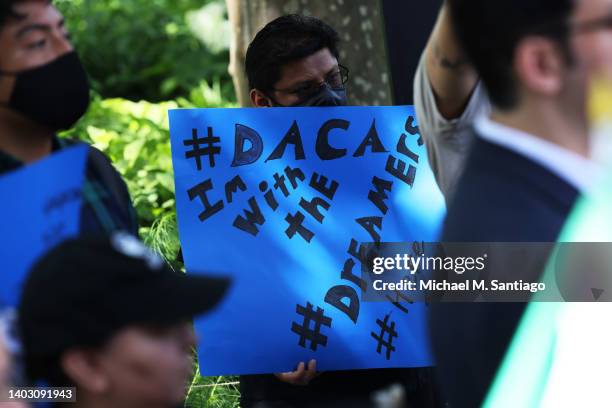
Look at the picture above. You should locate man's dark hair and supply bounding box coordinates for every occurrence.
[0,0,51,28]
[449,0,575,110]
[245,14,340,92]
[0,0,21,28]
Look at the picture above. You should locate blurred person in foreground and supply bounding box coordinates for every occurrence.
[17,233,229,408]
[483,81,612,407]
[239,14,439,408]
[430,0,612,406]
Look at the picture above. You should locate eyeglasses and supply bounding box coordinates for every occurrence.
[272,64,349,100]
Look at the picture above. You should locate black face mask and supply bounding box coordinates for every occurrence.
[271,84,348,107]
[0,51,90,131]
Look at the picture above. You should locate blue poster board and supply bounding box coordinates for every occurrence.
[169,106,445,375]
[0,146,87,307]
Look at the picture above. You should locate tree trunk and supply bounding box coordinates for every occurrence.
[226,0,392,107]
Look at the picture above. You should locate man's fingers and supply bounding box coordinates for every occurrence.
[307,359,316,372]
[287,361,305,376]
[275,361,306,384]
[274,360,322,385]
[303,359,318,382]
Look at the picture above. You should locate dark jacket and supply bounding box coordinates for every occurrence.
[0,137,138,236]
[429,134,579,408]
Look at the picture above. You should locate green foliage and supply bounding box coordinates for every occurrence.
[55,0,235,102]
[55,2,241,404]
[63,97,176,224]
[186,369,240,408]
[61,81,236,267]
[61,84,241,405]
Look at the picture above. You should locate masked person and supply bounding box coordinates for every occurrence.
[247,14,348,108]
[240,14,439,408]
[18,233,230,408]
[0,0,137,235]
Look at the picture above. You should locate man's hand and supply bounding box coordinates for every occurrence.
[274,359,318,386]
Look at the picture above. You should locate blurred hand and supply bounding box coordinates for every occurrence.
[274,359,318,386]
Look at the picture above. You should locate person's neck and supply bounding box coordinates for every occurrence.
[0,110,54,163]
[489,99,590,158]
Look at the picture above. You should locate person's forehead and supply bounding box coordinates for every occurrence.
[573,0,612,21]
[103,325,176,353]
[2,1,62,34]
[101,327,150,352]
[277,47,338,85]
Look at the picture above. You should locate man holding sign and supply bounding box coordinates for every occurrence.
[246,15,347,109]
[0,0,137,235]
[173,14,442,408]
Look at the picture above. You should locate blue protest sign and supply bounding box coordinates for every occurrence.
[169,106,445,375]
[0,145,87,307]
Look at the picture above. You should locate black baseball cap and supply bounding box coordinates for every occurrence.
[18,232,230,362]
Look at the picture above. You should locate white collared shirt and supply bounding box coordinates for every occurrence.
[474,115,600,193]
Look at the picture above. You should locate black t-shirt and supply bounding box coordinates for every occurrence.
[240,368,439,407]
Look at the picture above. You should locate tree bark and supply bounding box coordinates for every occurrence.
[225,0,392,107]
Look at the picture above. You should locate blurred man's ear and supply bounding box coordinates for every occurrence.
[515,36,567,98]
[61,349,109,393]
[250,89,273,107]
